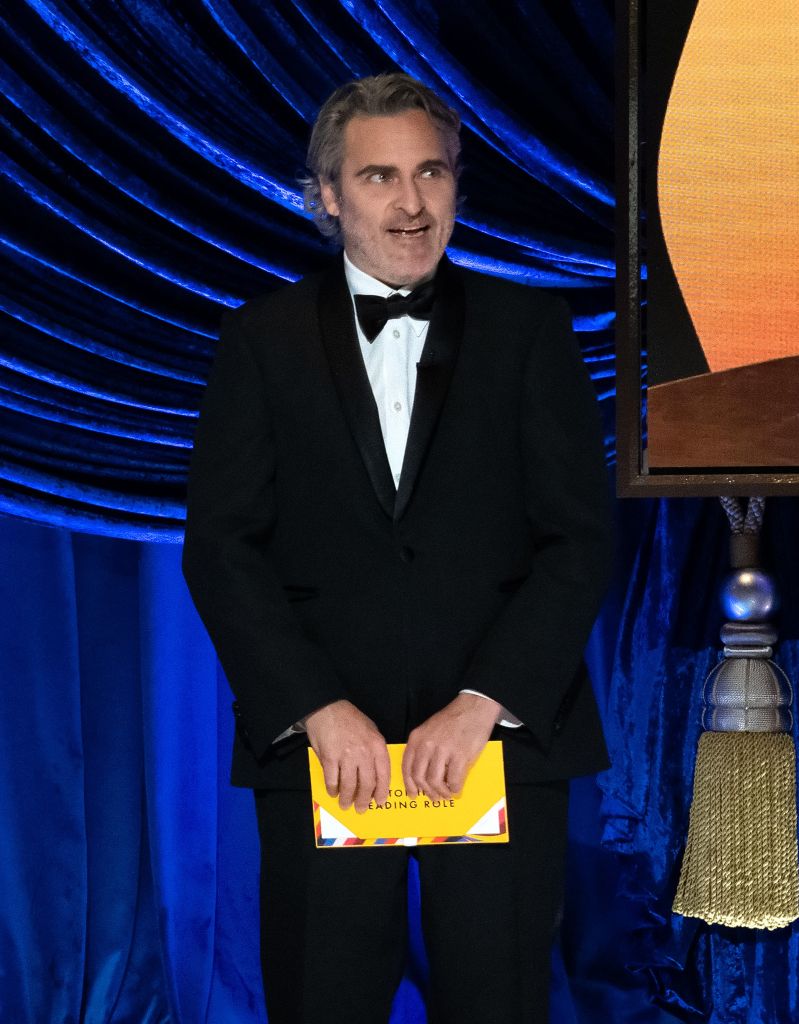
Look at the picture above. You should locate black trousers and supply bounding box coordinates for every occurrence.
[254,781,569,1024]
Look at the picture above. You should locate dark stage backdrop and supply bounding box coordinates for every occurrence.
[1,3,798,1022]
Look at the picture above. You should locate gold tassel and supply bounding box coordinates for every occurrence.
[673,731,799,929]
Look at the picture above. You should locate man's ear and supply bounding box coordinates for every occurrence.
[320,180,340,217]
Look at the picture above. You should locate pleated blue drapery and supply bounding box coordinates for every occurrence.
[0,0,616,538]
[0,513,637,1023]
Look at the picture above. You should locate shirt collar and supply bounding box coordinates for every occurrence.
[343,251,411,298]
[343,252,428,338]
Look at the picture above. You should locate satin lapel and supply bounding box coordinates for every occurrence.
[394,258,465,522]
[318,264,396,519]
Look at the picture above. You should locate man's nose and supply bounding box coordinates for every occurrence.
[394,177,424,217]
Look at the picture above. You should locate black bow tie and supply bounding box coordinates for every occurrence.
[354,279,436,343]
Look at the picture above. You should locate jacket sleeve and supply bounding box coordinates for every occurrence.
[460,298,613,751]
[182,308,347,759]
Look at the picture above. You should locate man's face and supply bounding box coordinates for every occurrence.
[320,109,457,289]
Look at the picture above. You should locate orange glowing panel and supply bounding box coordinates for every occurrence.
[657,0,799,373]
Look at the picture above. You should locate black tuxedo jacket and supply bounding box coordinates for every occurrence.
[182,256,612,789]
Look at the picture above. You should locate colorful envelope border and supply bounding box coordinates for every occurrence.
[312,797,509,848]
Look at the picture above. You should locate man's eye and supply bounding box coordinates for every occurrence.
[368,172,390,183]
[421,167,443,179]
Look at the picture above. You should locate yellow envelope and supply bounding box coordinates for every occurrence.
[309,741,508,848]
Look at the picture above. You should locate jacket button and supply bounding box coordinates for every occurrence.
[399,545,415,563]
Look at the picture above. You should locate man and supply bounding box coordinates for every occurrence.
[183,73,611,1023]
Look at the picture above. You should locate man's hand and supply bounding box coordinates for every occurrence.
[402,693,500,801]
[304,699,391,814]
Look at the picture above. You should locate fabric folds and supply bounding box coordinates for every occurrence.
[0,0,614,537]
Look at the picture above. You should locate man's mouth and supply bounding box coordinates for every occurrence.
[388,225,429,237]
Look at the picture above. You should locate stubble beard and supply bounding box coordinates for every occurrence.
[338,205,454,290]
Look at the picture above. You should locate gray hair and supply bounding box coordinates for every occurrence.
[301,73,462,243]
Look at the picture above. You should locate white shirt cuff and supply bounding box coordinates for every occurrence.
[273,720,307,744]
[273,692,524,744]
[459,689,523,728]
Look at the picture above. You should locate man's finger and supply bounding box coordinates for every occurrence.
[374,746,391,806]
[354,763,376,814]
[409,747,433,800]
[399,733,430,794]
[424,748,451,801]
[321,757,340,797]
[338,763,357,810]
[445,756,468,797]
[401,742,418,797]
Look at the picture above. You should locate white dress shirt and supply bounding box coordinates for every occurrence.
[273,255,521,741]
[346,255,429,488]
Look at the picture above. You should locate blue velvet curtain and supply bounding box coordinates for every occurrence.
[2,2,799,1022]
[0,511,651,1024]
[600,498,799,1023]
[1,0,614,537]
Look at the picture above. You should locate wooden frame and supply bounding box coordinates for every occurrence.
[614,0,799,497]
